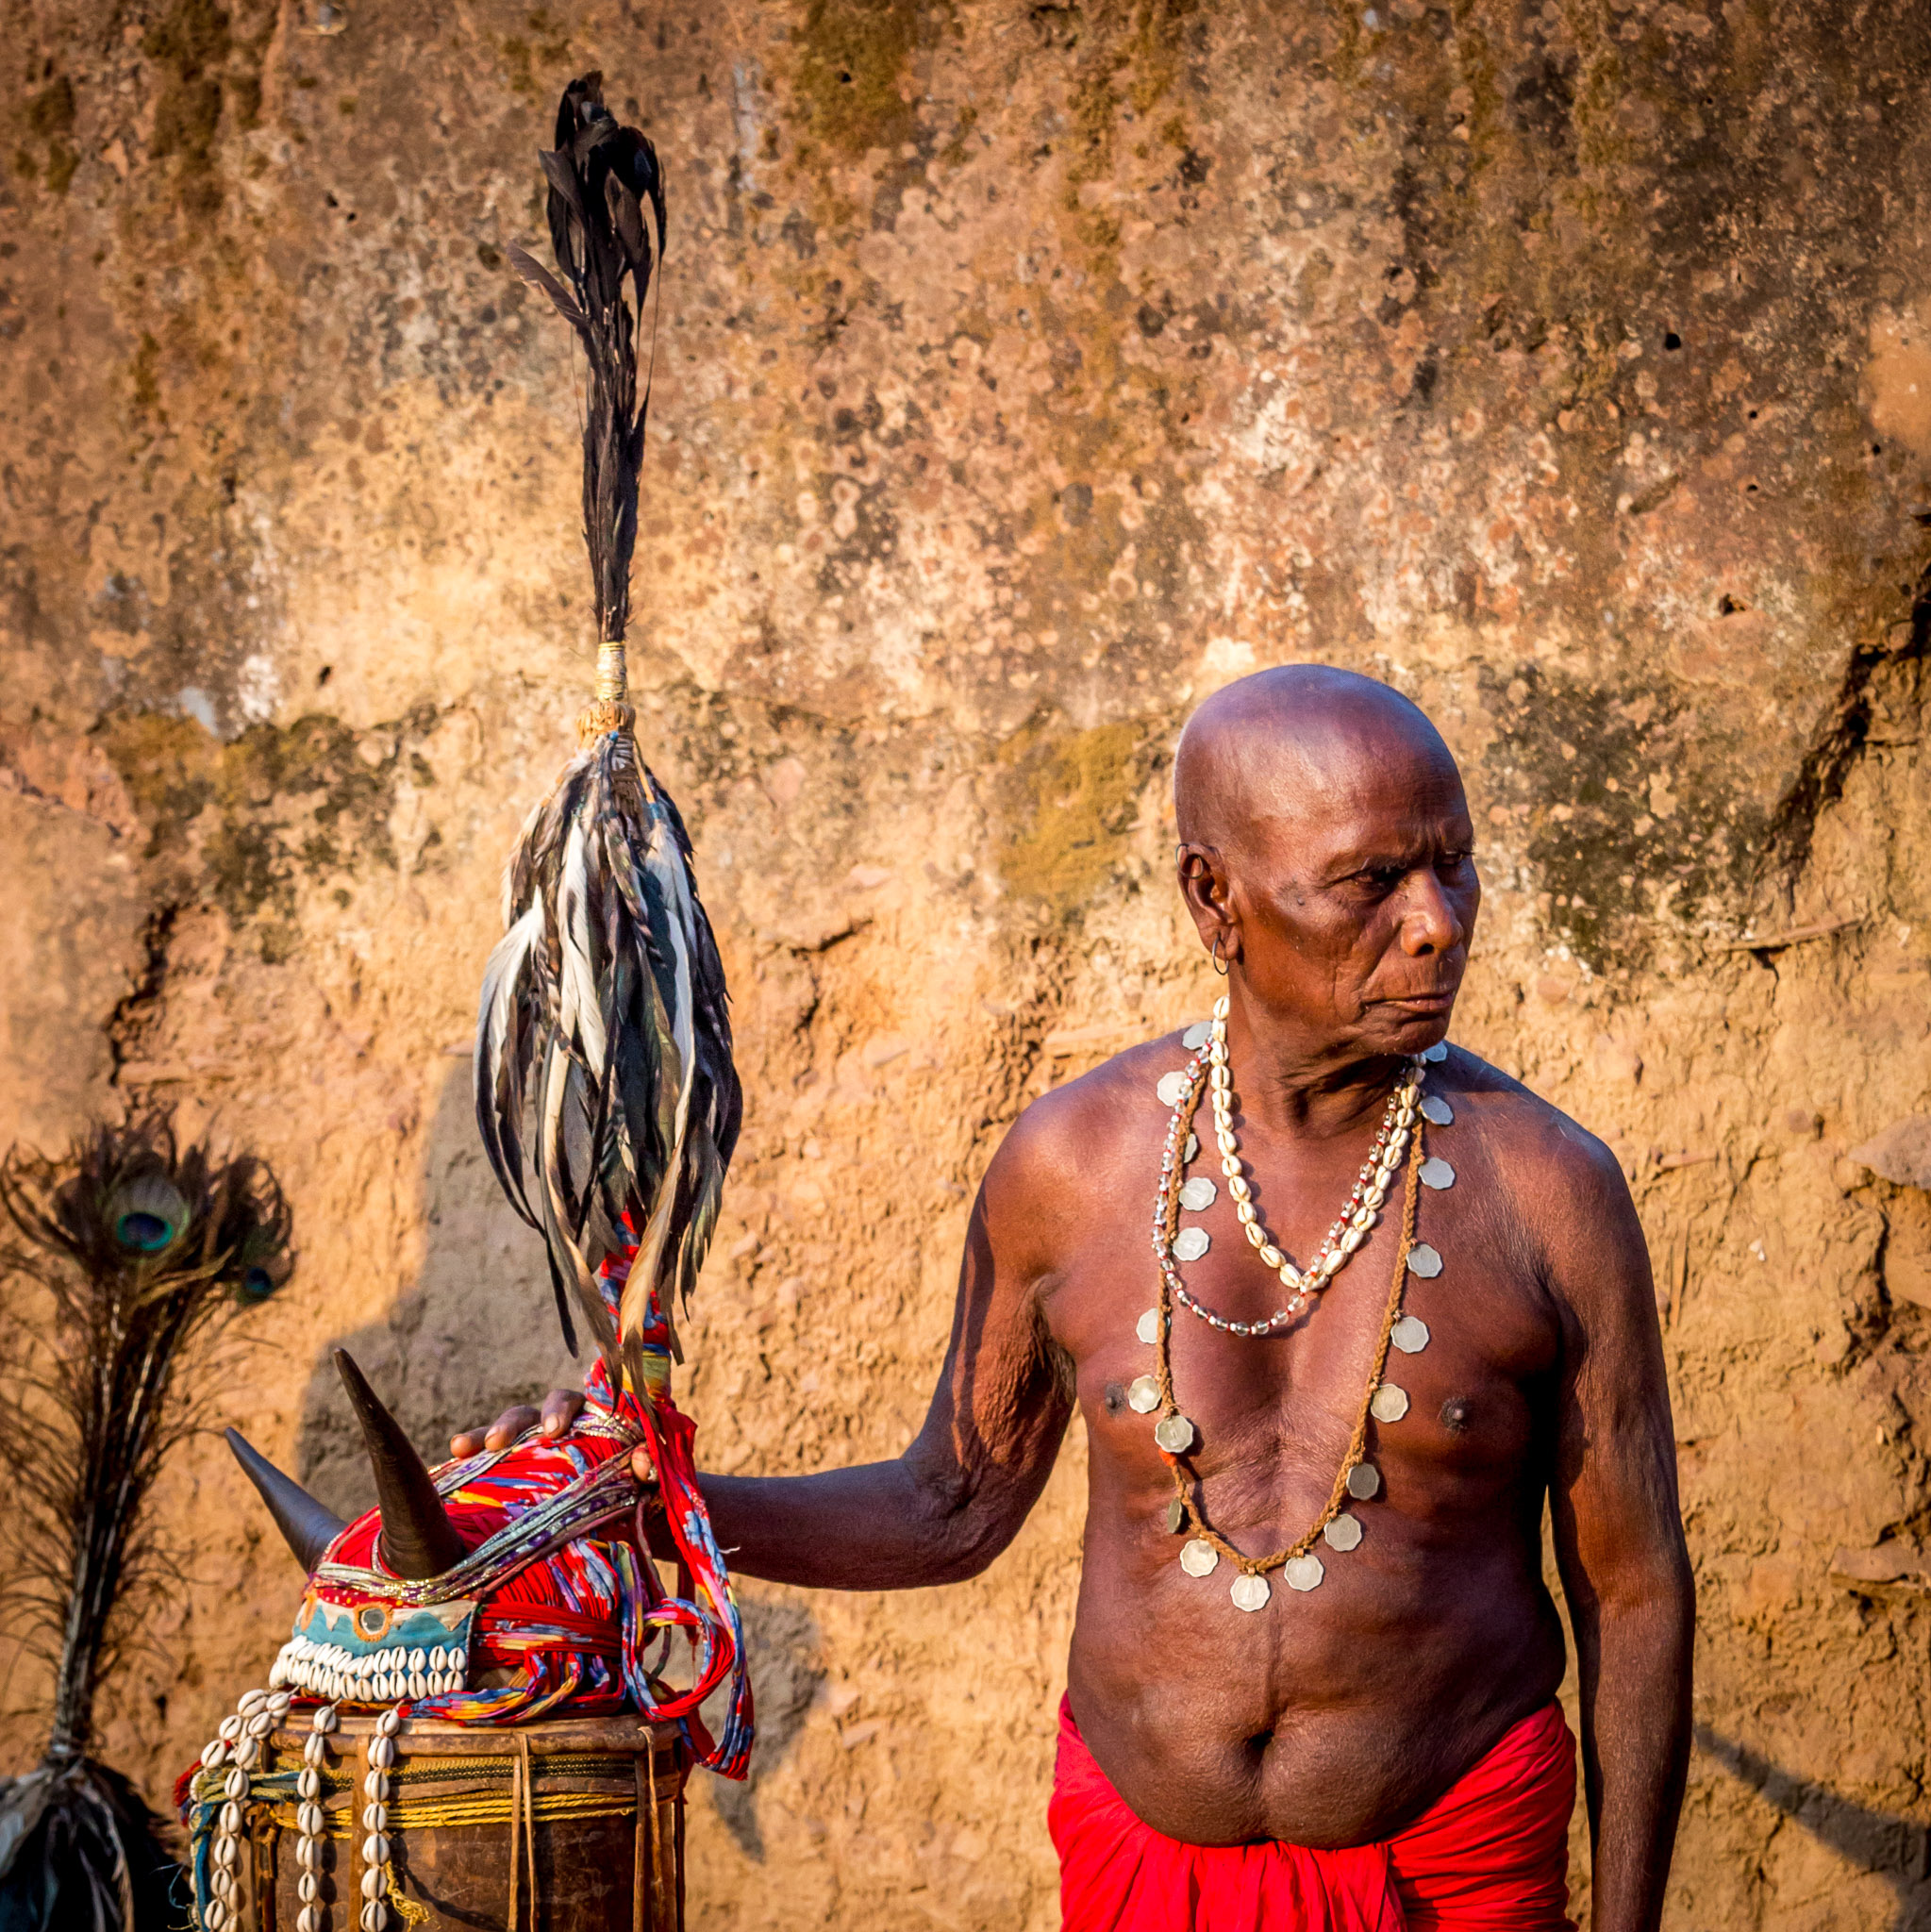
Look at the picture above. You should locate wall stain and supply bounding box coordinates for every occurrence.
[996,716,1150,914]
[96,708,438,958]
[17,74,77,194]
[1478,663,1758,973]
[791,0,921,160]
[142,0,275,216]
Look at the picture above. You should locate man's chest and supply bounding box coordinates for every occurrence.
[1043,1131,1565,1508]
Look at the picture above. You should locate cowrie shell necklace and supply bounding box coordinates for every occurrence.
[1129,996,1456,1610]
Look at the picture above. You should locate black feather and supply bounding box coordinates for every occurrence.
[0,1759,187,1932]
[507,71,666,648]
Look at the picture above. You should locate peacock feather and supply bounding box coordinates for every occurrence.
[476,74,741,1397]
[0,1114,293,1931]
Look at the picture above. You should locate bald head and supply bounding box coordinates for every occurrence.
[1174,666,1459,858]
[1170,666,1474,1055]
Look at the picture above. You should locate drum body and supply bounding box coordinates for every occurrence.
[222,1714,684,1932]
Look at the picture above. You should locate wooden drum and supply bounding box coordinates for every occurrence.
[226,1713,685,1932]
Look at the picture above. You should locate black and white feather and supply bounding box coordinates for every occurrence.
[474,729,739,1390]
[478,75,740,1395]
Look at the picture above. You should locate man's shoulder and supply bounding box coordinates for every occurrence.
[1437,1045,1642,1290]
[1437,1045,1623,1194]
[986,1029,1193,1207]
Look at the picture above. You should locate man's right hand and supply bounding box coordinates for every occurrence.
[449,1388,585,1458]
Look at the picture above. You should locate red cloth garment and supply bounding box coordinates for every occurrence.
[1050,1695,1575,1932]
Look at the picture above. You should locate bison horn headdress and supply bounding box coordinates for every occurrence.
[196,89,754,1913]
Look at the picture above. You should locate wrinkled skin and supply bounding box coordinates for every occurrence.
[459,667,1693,1931]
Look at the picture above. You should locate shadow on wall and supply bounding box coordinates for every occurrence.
[703,1594,824,1862]
[282,1059,824,1857]
[293,1060,570,1510]
[1696,1725,1931,1930]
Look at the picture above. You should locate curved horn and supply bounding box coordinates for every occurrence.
[225,1428,346,1573]
[332,1349,468,1580]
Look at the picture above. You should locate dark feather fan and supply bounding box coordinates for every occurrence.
[0,1115,293,1932]
[479,74,741,1394]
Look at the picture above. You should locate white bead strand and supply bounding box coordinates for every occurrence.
[1157,994,1427,1338]
[1203,994,1421,1303]
[287,1704,338,1932]
[356,1712,397,1932]
[200,1686,273,1932]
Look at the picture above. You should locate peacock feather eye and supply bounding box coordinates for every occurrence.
[229,1224,290,1301]
[108,1172,191,1256]
[118,1212,174,1251]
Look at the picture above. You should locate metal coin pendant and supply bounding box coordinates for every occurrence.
[1183,1021,1211,1050]
[1422,1041,1448,1063]
[1166,1496,1186,1534]
[1283,1553,1324,1592]
[1419,1157,1456,1191]
[1127,1375,1161,1414]
[1346,1462,1381,1501]
[1137,1308,1160,1345]
[1180,1538,1219,1577]
[1229,1572,1272,1612]
[1179,1175,1218,1211]
[1323,1513,1363,1552]
[1421,1094,1454,1126]
[1370,1384,1410,1424]
[1407,1242,1443,1278]
[1173,1226,1210,1262]
[1390,1314,1430,1354]
[1154,1412,1197,1454]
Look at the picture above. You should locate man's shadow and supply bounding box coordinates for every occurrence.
[1696,1725,1931,1929]
[289,1059,822,1862]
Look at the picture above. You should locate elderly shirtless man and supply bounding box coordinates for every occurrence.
[457,666,1694,1931]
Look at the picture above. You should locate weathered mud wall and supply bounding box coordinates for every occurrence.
[4,0,1930,1924]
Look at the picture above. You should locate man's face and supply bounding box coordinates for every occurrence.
[1217,739,1479,1060]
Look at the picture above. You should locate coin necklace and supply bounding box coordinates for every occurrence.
[1128,1000,1457,1611]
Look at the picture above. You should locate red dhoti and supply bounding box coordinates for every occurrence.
[1050,1696,1575,1931]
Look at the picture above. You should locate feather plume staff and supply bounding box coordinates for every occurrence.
[0,1115,293,1931]
[478,74,741,1397]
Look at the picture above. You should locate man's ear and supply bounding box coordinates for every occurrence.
[1175,842,1240,968]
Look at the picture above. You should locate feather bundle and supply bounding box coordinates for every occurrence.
[0,1761,182,1932]
[477,74,740,1396]
[0,1115,293,1930]
[475,726,739,1391]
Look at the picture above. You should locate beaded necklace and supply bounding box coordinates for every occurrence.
[1126,1001,1457,1611]
[1178,1003,1422,1333]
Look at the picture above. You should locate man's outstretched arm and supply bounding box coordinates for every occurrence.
[699,1141,1074,1589]
[455,1108,1076,1593]
[1543,1131,1695,1932]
